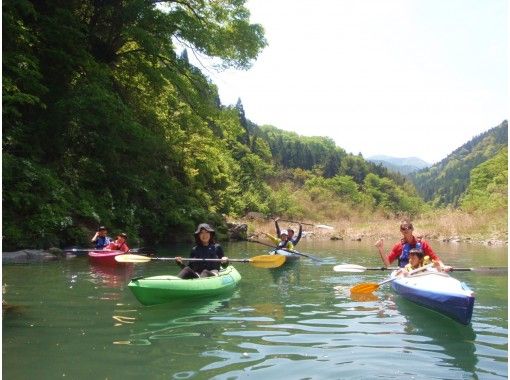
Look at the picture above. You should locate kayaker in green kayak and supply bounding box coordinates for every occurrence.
[175,223,229,279]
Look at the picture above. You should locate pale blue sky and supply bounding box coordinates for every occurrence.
[201,0,508,163]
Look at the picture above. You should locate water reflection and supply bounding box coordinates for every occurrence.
[268,260,301,298]
[394,296,478,376]
[114,294,235,345]
[88,262,134,289]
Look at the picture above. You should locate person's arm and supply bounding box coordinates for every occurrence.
[122,244,130,253]
[292,224,303,245]
[91,232,99,243]
[375,238,391,267]
[176,247,195,268]
[422,241,451,271]
[261,232,279,244]
[216,245,229,268]
[274,218,281,237]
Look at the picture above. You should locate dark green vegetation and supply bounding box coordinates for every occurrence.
[409,121,508,207]
[2,1,507,250]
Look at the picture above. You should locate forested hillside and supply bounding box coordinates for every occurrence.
[460,147,508,214]
[409,121,508,207]
[2,0,428,250]
[367,155,430,175]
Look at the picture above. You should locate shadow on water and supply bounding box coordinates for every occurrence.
[393,295,478,375]
[113,294,236,346]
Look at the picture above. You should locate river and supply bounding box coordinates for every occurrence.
[2,240,508,379]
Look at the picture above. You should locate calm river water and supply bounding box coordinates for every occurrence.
[2,240,508,379]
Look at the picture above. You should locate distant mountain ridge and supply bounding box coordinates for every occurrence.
[367,155,430,174]
[408,120,508,207]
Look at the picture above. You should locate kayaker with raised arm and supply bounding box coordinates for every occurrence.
[375,220,451,271]
[261,229,294,251]
[274,218,302,246]
[175,223,229,279]
[91,226,111,249]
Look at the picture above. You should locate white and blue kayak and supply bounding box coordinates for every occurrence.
[271,249,301,262]
[390,269,475,325]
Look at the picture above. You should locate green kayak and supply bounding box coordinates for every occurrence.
[128,266,242,306]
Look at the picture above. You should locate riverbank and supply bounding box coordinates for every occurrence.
[236,210,508,246]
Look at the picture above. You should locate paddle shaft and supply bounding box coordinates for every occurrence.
[65,247,144,254]
[248,239,323,262]
[350,263,434,294]
[277,219,333,229]
[378,263,434,286]
[115,254,286,268]
[278,219,314,226]
[149,257,248,263]
[334,264,507,273]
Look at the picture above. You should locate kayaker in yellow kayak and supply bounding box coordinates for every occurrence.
[175,223,229,279]
[274,218,302,246]
[260,229,294,251]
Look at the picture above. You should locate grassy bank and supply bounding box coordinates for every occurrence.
[236,208,508,245]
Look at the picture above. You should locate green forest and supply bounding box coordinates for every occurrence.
[2,1,507,251]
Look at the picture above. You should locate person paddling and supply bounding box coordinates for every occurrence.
[375,220,451,271]
[175,223,229,279]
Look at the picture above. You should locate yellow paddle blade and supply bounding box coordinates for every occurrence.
[250,254,286,269]
[115,254,151,263]
[350,282,380,294]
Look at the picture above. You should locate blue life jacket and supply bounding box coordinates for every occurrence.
[95,236,111,249]
[398,240,422,267]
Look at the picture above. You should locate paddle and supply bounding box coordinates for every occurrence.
[64,247,149,254]
[248,239,323,262]
[350,264,434,294]
[277,219,334,230]
[333,264,508,273]
[114,254,286,269]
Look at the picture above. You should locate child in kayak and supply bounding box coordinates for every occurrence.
[404,248,431,271]
[398,248,443,276]
[104,233,130,253]
[175,223,229,279]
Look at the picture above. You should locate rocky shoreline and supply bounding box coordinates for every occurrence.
[249,229,507,247]
[2,222,506,264]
